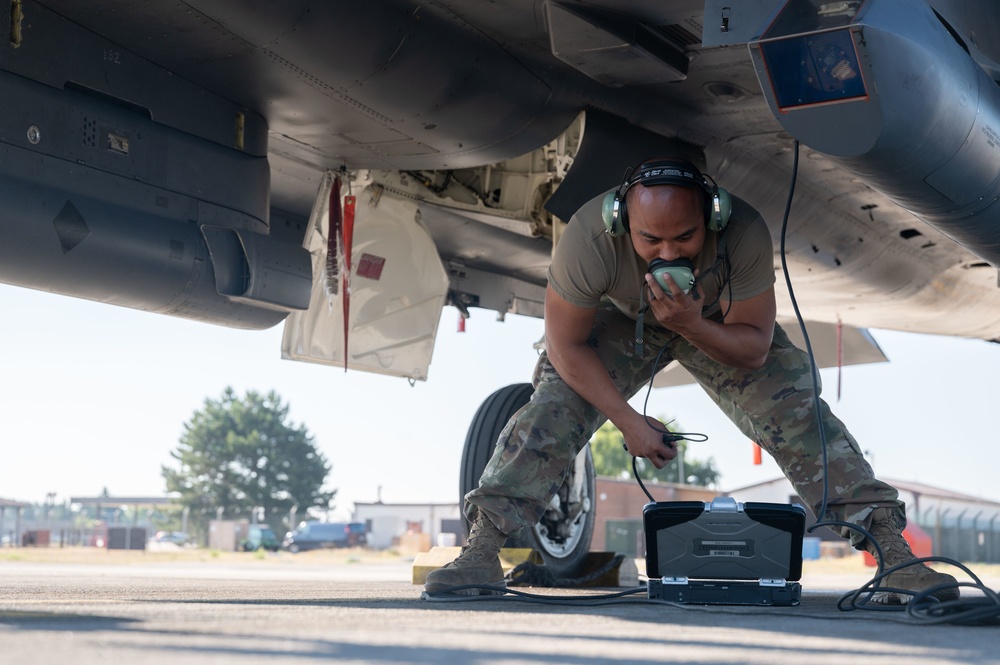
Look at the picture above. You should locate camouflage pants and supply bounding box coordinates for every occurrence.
[465,303,903,548]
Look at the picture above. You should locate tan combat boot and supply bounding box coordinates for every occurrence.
[424,511,508,595]
[865,507,959,604]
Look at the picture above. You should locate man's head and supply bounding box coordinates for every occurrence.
[626,184,707,265]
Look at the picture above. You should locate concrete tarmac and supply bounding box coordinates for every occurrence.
[1,550,999,665]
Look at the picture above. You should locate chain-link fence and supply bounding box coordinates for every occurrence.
[917,510,1000,563]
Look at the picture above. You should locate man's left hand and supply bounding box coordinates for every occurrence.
[644,272,702,332]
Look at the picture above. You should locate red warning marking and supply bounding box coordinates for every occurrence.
[356,253,386,280]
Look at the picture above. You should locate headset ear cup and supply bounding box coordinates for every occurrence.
[601,190,627,236]
[708,187,732,232]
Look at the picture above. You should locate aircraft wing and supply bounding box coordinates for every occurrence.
[2,0,1000,379]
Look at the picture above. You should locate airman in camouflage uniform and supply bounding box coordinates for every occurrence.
[425,158,959,604]
[467,312,899,547]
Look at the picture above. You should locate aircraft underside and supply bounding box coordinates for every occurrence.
[2,0,999,347]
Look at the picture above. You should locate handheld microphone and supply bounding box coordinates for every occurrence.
[648,258,695,295]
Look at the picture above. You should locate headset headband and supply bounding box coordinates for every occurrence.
[626,163,710,195]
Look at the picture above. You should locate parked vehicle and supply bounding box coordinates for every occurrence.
[152,531,191,546]
[282,521,366,553]
[240,525,281,552]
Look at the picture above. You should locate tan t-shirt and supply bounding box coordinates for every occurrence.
[547,190,775,324]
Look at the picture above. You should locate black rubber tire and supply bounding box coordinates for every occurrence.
[459,383,535,500]
[459,383,596,579]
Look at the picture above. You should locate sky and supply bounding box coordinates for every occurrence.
[3,281,1000,520]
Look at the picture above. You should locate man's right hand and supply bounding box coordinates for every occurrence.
[621,415,678,469]
[544,285,679,471]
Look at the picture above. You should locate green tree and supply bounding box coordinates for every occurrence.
[589,419,721,487]
[162,388,335,534]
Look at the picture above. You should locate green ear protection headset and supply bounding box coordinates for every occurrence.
[601,158,732,236]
